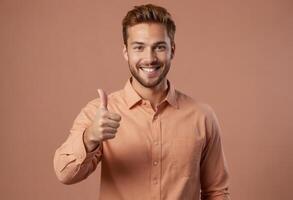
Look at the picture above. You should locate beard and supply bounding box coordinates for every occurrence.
[128,61,171,88]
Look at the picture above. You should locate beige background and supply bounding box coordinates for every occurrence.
[1,0,292,199]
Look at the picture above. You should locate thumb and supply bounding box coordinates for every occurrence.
[97,89,108,110]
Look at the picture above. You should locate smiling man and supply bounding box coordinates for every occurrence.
[54,4,231,200]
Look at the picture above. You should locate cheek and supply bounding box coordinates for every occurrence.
[158,55,170,63]
[128,53,140,65]
[157,51,171,60]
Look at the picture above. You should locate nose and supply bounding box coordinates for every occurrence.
[142,47,157,65]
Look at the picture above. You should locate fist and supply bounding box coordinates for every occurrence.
[86,89,122,144]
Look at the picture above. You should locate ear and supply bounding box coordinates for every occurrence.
[123,44,129,62]
[171,42,176,59]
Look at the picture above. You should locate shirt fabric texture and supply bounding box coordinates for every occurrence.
[54,77,231,200]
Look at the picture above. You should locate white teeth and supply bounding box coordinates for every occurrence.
[141,68,156,72]
[140,67,160,72]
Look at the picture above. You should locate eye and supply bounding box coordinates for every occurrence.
[133,46,144,51]
[155,45,166,51]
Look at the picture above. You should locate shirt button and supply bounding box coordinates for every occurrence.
[153,178,158,184]
[153,161,158,166]
[154,141,158,145]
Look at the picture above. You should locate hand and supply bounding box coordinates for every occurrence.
[83,89,122,151]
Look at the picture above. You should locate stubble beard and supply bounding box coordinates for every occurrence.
[128,61,171,88]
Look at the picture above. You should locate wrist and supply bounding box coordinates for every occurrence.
[83,127,100,152]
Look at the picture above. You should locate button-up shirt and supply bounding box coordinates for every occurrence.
[54,77,231,200]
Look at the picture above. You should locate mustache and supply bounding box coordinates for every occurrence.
[137,62,162,68]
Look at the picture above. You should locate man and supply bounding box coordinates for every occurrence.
[54,4,231,200]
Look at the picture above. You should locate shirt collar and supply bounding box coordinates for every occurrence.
[123,76,179,110]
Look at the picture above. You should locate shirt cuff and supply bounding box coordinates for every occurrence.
[72,128,102,164]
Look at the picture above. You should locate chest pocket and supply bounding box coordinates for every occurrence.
[170,133,204,177]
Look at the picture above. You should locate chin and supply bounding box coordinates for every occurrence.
[142,77,165,88]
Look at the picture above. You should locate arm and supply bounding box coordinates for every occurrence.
[200,105,231,200]
[53,99,102,185]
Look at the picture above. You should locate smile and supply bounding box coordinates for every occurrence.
[139,66,161,77]
[140,67,160,72]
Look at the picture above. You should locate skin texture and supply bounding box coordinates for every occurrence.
[123,23,175,107]
[83,23,175,152]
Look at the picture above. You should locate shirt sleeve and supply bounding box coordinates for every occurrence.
[200,105,231,200]
[53,99,102,185]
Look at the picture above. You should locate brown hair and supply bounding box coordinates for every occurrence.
[122,4,176,46]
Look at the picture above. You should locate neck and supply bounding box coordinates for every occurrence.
[131,77,169,107]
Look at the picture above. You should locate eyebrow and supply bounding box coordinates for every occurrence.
[130,41,167,46]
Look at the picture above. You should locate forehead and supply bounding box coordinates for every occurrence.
[127,23,169,44]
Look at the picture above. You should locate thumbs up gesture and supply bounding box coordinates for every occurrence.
[83,89,122,152]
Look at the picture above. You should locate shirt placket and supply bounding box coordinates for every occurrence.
[142,100,163,200]
[150,109,162,200]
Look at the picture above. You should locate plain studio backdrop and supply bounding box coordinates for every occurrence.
[0,0,292,199]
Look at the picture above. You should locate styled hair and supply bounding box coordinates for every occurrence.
[122,4,176,46]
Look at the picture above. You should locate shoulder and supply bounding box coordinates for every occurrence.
[175,89,217,119]
[176,90,222,140]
